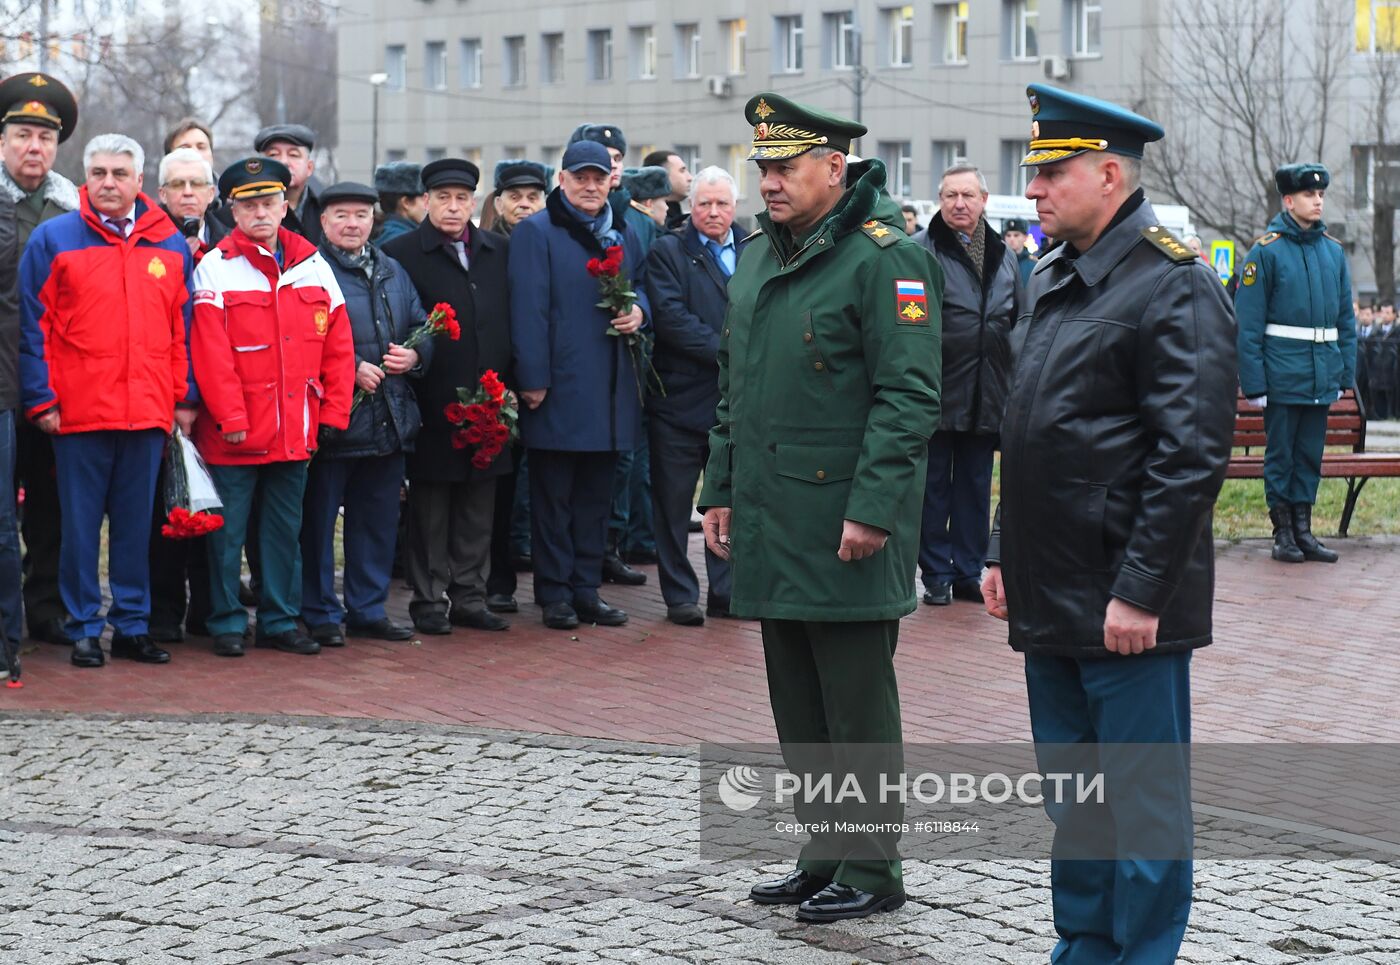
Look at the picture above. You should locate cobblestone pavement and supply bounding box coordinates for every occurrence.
[2,714,1398,965]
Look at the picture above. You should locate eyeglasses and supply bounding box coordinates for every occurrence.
[163,179,211,190]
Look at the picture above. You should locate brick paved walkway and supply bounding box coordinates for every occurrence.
[5,536,1400,744]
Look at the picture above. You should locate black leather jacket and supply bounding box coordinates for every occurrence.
[988,196,1237,657]
[0,193,17,412]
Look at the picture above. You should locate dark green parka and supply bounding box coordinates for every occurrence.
[699,160,943,621]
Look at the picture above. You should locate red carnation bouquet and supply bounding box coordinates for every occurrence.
[587,245,664,403]
[444,369,518,470]
[161,430,224,539]
[350,301,462,413]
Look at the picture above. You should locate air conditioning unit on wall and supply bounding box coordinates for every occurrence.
[1043,56,1070,80]
[706,75,732,97]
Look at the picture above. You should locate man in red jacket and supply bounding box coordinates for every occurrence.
[190,157,354,658]
[19,133,195,668]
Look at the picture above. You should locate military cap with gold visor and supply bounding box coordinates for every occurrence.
[1020,83,1164,167]
[744,93,867,161]
[218,156,292,202]
[0,72,78,143]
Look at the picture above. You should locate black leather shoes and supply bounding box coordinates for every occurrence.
[749,870,832,905]
[602,553,647,585]
[542,602,579,630]
[110,633,171,664]
[32,617,74,646]
[347,618,413,641]
[70,637,105,668]
[307,623,346,647]
[254,630,320,655]
[951,578,983,603]
[486,593,519,613]
[922,583,952,606]
[451,608,510,631]
[667,603,705,626]
[622,547,658,565]
[213,634,245,657]
[796,882,907,922]
[412,611,452,635]
[574,598,628,626]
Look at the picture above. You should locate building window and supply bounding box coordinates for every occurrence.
[1353,143,1400,207]
[1008,0,1039,60]
[1358,0,1400,51]
[385,149,407,162]
[503,145,526,160]
[726,144,747,199]
[675,145,702,175]
[935,2,969,64]
[674,24,701,78]
[543,32,565,84]
[588,29,613,81]
[504,35,526,87]
[384,44,406,91]
[775,15,805,72]
[885,6,914,67]
[724,18,747,74]
[1000,140,1030,194]
[424,41,447,90]
[464,148,483,177]
[425,147,446,162]
[459,38,482,88]
[542,146,563,177]
[932,140,967,184]
[879,141,913,197]
[632,26,657,80]
[823,12,857,70]
[1069,0,1102,56]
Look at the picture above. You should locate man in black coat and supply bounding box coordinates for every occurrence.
[641,167,745,626]
[982,85,1236,962]
[0,189,21,671]
[382,159,513,635]
[912,164,1017,606]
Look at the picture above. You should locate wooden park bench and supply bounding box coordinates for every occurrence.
[1226,389,1400,536]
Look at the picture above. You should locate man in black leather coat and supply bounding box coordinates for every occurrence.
[981,84,1236,964]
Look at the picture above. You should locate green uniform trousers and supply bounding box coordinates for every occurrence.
[1262,402,1328,507]
[760,617,904,896]
[206,461,309,637]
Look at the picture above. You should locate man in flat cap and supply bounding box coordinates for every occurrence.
[301,181,428,646]
[701,93,942,922]
[382,158,514,636]
[491,160,549,237]
[0,72,80,650]
[1235,164,1357,564]
[191,157,354,658]
[981,84,1236,962]
[373,161,425,247]
[216,125,325,246]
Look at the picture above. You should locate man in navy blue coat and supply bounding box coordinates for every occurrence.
[641,166,746,626]
[508,140,651,630]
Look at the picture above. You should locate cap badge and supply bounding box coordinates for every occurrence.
[246,159,262,174]
[754,122,770,141]
[147,256,167,279]
[1028,91,1040,115]
[603,128,612,137]
[28,75,47,87]
[754,98,775,120]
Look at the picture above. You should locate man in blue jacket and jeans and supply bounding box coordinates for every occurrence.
[1235,163,1358,564]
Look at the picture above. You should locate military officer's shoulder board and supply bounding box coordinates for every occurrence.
[1140,225,1197,263]
[859,219,899,248]
[1256,231,1281,246]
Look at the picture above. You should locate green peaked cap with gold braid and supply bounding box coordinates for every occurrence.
[744,93,867,161]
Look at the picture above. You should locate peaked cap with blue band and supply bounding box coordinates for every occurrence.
[1275,163,1329,195]
[1020,83,1164,167]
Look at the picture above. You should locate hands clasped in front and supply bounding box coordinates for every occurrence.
[981,565,1158,654]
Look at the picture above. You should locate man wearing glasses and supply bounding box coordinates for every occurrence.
[157,147,227,262]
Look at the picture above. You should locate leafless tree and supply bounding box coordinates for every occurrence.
[1142,0,1352,250]
[1358,46,1400,300]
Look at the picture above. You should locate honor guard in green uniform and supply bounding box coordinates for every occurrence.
[700,94,943,923]
[1235,164,1357,563]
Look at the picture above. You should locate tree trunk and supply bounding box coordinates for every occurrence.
[1376,203,1397,302]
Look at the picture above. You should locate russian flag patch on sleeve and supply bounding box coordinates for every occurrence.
[895,279,928,324]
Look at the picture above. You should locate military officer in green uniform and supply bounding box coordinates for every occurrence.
[700,94,942,923]
[1235,164,1357,564]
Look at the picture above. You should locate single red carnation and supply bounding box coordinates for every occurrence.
[586,258,604,277]
[445,319,462,341]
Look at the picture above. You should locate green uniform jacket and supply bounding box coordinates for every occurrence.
[699,159,943,621]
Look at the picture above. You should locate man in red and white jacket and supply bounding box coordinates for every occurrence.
[19,133,195,669]
[190,156,353,658]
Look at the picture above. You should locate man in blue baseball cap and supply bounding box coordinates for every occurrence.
[1235,164,1357,565]
[981,84,1237,964]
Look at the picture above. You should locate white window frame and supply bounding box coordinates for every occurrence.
[724,18,748,74]
[932,139,968,183]
[588,29,613,82]
[1363,0,1400,53]
[677,24,701,78]
[1001,140,1031,194]
[727,144,747,199]
[1010,0,1039,61]
[543,33,565,85]
[1070,0,1102,57]
[633,26,658,80]
[459,38,482,88]
[424,40,447,90]
[826,12,857,70]
[384,44,406,91]
[937,2,969,64]
[880,141,913,197]
[887,5,913,67]
[776,15,805,73]
[503,35,527,87]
